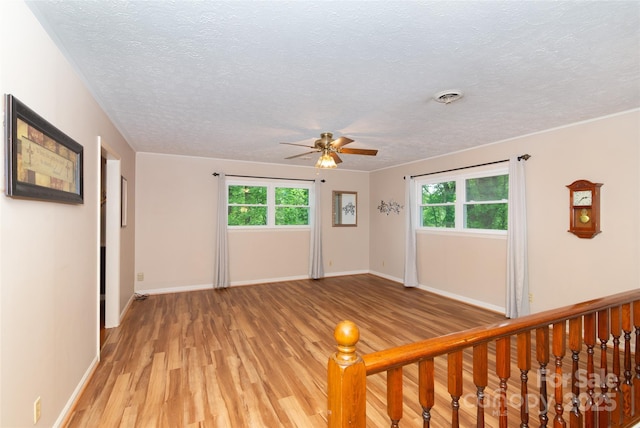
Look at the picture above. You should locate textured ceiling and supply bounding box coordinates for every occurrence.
[27,1,640,171]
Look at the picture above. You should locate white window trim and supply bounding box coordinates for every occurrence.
[415,166,509,236]
[227,178,313,229]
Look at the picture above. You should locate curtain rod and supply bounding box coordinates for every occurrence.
[408,154,531,179]
[212,172,325,183]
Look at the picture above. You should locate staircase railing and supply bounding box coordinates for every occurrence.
[327,289,640,427]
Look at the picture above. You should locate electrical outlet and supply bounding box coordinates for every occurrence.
[34,396,41,424]
[136,272,144,281]
[529,293,534,303]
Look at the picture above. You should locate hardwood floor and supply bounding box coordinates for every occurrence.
[65,274,513,427]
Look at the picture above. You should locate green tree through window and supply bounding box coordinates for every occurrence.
[228,185,267,226]
[465,175,508,230]
[227,183,311,227]
[418,170,508,231]
[421,181,456,228]
[275,187,309,225]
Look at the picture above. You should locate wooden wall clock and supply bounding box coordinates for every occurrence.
[567,179,602,239]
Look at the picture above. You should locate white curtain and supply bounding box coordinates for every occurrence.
[506,156,529,317]
[309,178,324,279]
[213,173,230,288]
[403,177,419,287]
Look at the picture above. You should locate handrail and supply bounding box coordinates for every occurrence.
[364,288,640,375]
[327,288,640,427]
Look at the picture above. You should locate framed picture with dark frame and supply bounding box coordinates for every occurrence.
[4,94,83,204]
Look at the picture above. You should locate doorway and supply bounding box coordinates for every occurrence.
[100,155,106,346]
[99,137,122,351]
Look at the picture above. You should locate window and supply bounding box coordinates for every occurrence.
[420,180,456,228]
[275,187,309,225]
[464,174,508,230]
[227,180,311,227]
[418,169,508,232]
[228,184,268,226]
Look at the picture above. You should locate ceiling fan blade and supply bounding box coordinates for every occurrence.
[330,136,354,149]
[329,152,343,164]
[338,148,378,156]
[285,150,319,160]
[280,142,315,148]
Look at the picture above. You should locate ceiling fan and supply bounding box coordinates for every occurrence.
[281,132,378,168]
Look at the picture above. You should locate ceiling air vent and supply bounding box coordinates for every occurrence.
[433,89,463,104]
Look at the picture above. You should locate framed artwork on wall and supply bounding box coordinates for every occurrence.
[332,190,357,227]
[4,94,83,204]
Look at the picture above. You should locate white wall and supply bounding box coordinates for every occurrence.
[370,109,640,313]
[0,1,136,426]
[135,153,370,292]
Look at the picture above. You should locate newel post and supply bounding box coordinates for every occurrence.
[327,320,367,427]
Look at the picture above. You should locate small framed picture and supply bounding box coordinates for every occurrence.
[5,94,83,204]
[332,191,357,227]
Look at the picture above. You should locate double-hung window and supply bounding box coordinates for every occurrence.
[464,174,509,230]
[420,180,456,228]
[417,168,509,233]
[227,180,311,227]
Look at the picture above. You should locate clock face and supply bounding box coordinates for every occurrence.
[573,190,592,206]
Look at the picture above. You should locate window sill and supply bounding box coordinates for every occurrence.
[228,226,311,232]
[417,228,507,240]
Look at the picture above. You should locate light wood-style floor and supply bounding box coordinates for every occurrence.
[65,274,518,427]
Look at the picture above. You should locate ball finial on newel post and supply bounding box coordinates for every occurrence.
[327,320,366,427]
[334,320,360,363]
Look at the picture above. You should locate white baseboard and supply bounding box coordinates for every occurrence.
[228,270,370,286]
[368,270,403,284]
[416,284,505,314]
[138,283,214,295]
[324,269,370,278]
[139,270,373,294]
[231,275,308,286]
[53,354,100,428]
[120,293,134,321]
[368,270,505,314]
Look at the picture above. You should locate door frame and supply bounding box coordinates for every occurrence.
[99,137,122,334]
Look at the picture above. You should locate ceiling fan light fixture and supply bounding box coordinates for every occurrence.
[433,89,463,104]
[282,132,375,168]
[316,152,337,169]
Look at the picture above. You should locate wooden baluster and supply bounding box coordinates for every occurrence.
[473,343,488,427]
[537,327,550,427]
[327,320,366,428]
[621,303,632,423]
[568,317,583,427]
[387,367,403,428]
[496,337,510,428]
[552,321,566,428]
[583,313,596,428]
[634,301,640,418]
[597,309,610,427]
[517,331,531,427]
[610,306,622,427]
[448,350,463,428]
[419,359,434,428]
